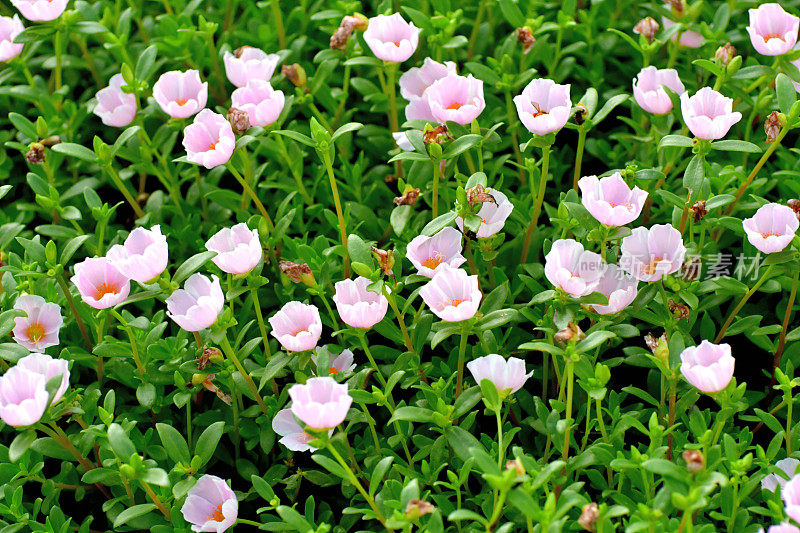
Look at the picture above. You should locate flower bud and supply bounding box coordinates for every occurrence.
[668,299,690,322]
[394,187,421,206]
[233,45,251,59]
[466,184,496,209]
[690,200,706,223]
[714,43,736,66]
[765,111,782,143]
[227,107,251,135]
[40,135,61,147]
[666,0,685,16]
[282,63,307,87]
[517,26,535,54]
[422,124,453,145]
[25,142,46,165]
[279,260,316,286]
[555,322,585,344]
[578,503,599,532]
[683,449,705,472]
[404,499,435,520]
[644,332,669,362]
[203,346,224,366]
[633,17,659,43]
[505,457,525,476]
[788,199,800,221]
[574,103,588,126]
[371,246,395,276]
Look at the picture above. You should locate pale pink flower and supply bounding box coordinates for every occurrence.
[426,74,486,125]
[180,474,238,533]
[762,458,800,492]
[311,347,356,376]
[578,173,648,227]
[620,224,686,282]
[400,58,457,122]
[406,227,466,278]
[742,203,799,254]
[746,3,799,56]
[0,15,24,62]
[393,131,415,150]
[70,257,131,310]
[632,67,685,115]
[16,352,69,403]
[272,408,319,452]
[513,78,571,136]
[456,188,514,238]
[467,354,532,396]
[289,376,352,429]
[590,265,638,315]
[153,70,208,119]
[268,301,322,352]
[332,277,388,329]
[679,340,734,393]
[230,80,285,128]
[93,74,137,128]
[223,47,280,88]
[662,18,704,48]
[761,524,800,533]
[205,223,262,275]
[0,366,48,427]
[183,109,236,169]
[12,295,62,352]
[363,13,420,63]
[419,265,481,322]
[107,225,169,283]
[680,87,742,140]
[784,474,800,523]
[544,239,604,297]
[793,59,800,94]
[165,274,224,332]
[11,0,67,22]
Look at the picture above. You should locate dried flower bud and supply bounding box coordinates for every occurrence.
[279,260,315,286]
[282,63,307,87]
[384,174,398,184]
[227,107,251,135]
[788,199,800,221]
[40,135,61,147]
[202,374,232,405]
[574,103,588,126]
[505,458,525,476]
[371,246,395,276]
[715,43,736,66]
[423,124,453,145]
[331,16,361,50]
[351,13,368,30]
[690,200,706,223]
[683,449,705,472]
[644,332,669,362]
[668,299,690,322]
[765,111,782,143]
[466,184,496,208]
[199,346,223,370]
[233,45,252,59]
[404,499,435,520]
[682,256,701,281]
[25,142,46,165]
[517,26,535,54]
[394,188,421,206]
[633,17,659,43]
[555,322,585,344]
[578,503,599,532]
[665,0,685,16]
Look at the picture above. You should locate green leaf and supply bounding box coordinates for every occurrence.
[369,457,393,497]
[478,309,517,329]
[421,211,458,236]
[682,155,704,200]
[659,135,694,149]
[52,142,98,162]
[576,330,616,353]
[113,504,157,528]
[442,134,482,159]
[591,93,628,126]
[107,423,136,459]
[389,406,435,424]
[709,140,761,153]
[195,421,225,466]
[273,129,315,146]
[172,251,216,284]
[498,0,525,27]
[156,423,191,465]
[331,122,362,141]
[9,430,36,462]
[8,112,38,139]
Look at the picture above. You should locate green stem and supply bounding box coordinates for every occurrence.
[455,325,469,399]
[774,267,800,384]
[503,90,525,183]
[432,158,441,219]
[520,145,551,264]
[320,150,350,278]
[715,264,774,342]
[103,164,145,219]
[562,361,575,468]
[226,163,274,229]
[219,334,270,417]
[359,332,387,388]
[326,441,391,530]
[467,0,486,59]
[270,0,287,49]
[54,29,63,94]
[725,127,787,216]
[108,309,145,377]
[573,127,587,191]
[55,274,93,353]
[495,408,504,468]
[140,480,172,521]
[275,135,313,204]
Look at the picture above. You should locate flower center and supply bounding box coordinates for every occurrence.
[608,201,630,208]
[300,430,312,442]
[25,323,45,343]
[422,252,444,269]
[94,282,119,300]
[531,103,548,117]
[761,231,779,238]
[175,98,188,106]
[643,256,663,275]
[328,366,338,375]
[392,41,401,46]
[442,298,463,309]
[207,141,218,151]
[447,102,463,110]
[208,504,225,522]
[763,33,784,42]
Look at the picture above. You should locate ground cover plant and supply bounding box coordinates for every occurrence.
[3,0,800,531]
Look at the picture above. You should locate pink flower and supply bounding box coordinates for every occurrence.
[467,354,532,396]
[16,352,69,403]
[165,274,224,332]
[578,173,648,227]
[400,58,457,122]
[393,131,415,150]
[183,109,236,169]
[272,408,319,452]
[288,376,352,429]
[312,347,356,376]
[456,188,514,238]
[426,74,486,125]
[742,203,799,254]
[544,239,604,297]
[205,223,262,275]
[620,224,686,282]
[747,3,799,56]
[793,59,800,94]
[230,80,285,128]
[680,88,742,140]
[10,0,67,22]
[679,340,734,393]
[107,225,168,283]
[0,15,24,62]
[784,475,800,523]
[513,78,571,136]
[180,474,238,533]
[632,67,685,115]
[406,227,466,278]
[591,265,638,315]
[70,257,131,310]
[223,47,280,88]
[420,265,481,322]
[268,301,322,352]
[762,524,800,533]
[762,458,800,492]
[0,366,48,427]
[662,18,704,48]
[363,13,420,63]
[93,74,137,128]
[12,295,62,352]
[332,277,388,329]
[153,70,208,119]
